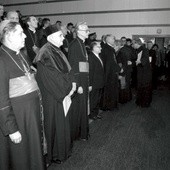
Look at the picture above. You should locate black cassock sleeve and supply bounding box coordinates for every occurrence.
[68,41,82,87]
[36,62,72,102]
[0,59,18,136]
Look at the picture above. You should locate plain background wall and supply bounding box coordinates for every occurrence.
[2,0,170,39]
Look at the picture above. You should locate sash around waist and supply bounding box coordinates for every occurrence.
[9,74,39,98]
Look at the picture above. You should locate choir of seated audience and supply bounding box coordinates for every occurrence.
[1,7,170,169]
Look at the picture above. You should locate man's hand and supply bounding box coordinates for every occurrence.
[77,86,83,94]
[9,131,22,144]
[32,45,40,54]
[88,86,92,92]
[127,60,132,65]
[72,82,77,92]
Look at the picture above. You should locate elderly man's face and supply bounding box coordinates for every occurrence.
[7,12,19,22]
[8,25,26,50]
[50,30,65,47]
[107,35,115,46]
[77,24,90,39]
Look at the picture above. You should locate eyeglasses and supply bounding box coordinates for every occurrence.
[78,29,90,33]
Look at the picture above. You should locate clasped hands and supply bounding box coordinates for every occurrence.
[9,131,22,144]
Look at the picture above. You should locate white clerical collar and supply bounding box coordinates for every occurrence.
[16,50,20,55]
[29,28,36,33]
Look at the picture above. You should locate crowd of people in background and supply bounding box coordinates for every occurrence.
[0,4,170,169]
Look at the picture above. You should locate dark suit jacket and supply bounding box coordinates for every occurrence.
[24,29,39,63]
[66,31,74,44]
[37,28,48,48]
[89,52,104,89]
[137,46,152,86]
[101,43,121,85]
[117,45,133,73]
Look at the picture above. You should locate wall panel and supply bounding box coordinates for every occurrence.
[2,0,170,38]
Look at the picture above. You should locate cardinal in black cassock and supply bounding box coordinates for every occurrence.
[34,25,76,165]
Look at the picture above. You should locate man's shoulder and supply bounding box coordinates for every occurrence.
[104,44,114,53]
[69,38,80,50]
[69,38,78,45]
[122,45,130,51]
[23,28,29,34]
[0,48,6,58]
[0,50,8,65]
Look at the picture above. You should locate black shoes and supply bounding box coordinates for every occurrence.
[89,115,102,120]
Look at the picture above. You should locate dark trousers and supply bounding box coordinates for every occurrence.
[90,88,102,118]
